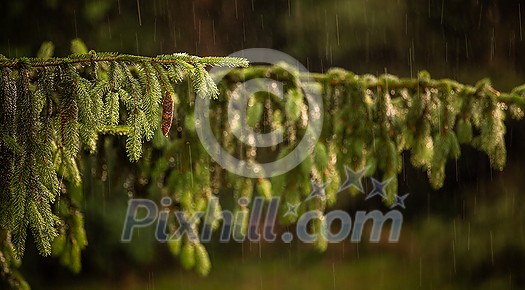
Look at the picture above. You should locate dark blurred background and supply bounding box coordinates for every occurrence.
[1,0,525,289]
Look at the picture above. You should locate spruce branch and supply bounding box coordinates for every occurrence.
[222,67,525,112]
[0,49,248,266]
[0,52,249,71]
[2,44,525,287]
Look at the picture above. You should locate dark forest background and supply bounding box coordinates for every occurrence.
[1,1,525,289]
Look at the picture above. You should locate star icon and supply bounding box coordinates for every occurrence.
[365,177,392,200]
[337,165,367,194]
[305,180,328,201]
[390,193,409,209]
[283,202,301,217]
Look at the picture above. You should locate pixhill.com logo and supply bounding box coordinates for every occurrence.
[121,166,409,244]
[122,48,408,245]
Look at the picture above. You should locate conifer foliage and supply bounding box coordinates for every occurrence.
[0,40,247,289]
[1,40,525,289]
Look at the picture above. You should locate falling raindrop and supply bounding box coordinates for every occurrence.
[411,39,415,63]
[518,3,523,40]
[135,33,140,54]
[188,142,194,188]
[147,271,155,290]
[445,41,448,63]
[243,21,246,42]
[405,13,408,35]
[455,159,458,182]
[408,47,413,78]
[467,222,470,251]
[465,34,469,59]
[419,256,423,287]
[136,0,142,26]
[241,240,245,264]
[402,152,406,182]
[73,10,78,38]
[490,28,496,61]
[453,219,457,242]
[212,19,216,45]
[440,0,445,25]
[198,19,201,44]
[258,232,262,258]
[490,231,494,265]
[452,239,456,274]
[336,15,340,46]
[332,263,336,290]
[478,4,484,29]
[107,17,112,39]
[235,0,238,19]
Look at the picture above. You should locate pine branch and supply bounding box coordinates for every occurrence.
[2,41,525,286]
[0,47,248,267]
[0,53,249,70]
[222,66,525,112]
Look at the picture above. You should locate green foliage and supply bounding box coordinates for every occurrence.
[50,182,88,274]
[180,241,196,271]
[256,178,273,201]
[0,40,248,288]
[1,39,525,289]
[194,243,211,276]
